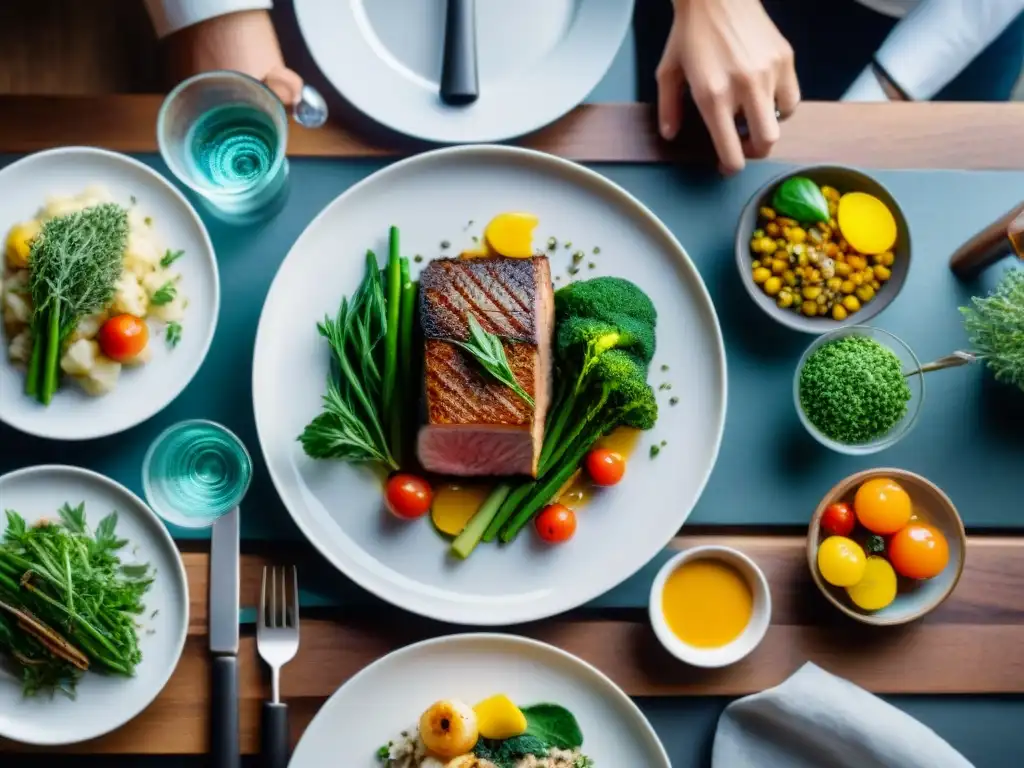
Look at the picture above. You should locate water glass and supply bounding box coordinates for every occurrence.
[157,71,289,224]
[143,419,253,529]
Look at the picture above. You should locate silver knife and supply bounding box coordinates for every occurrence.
[209,507,240,768]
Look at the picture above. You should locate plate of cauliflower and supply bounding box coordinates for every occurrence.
[0,148,219,440]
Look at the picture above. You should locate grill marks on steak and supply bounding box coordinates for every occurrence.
[420,257,541,344]
[423,339,534,427]
[417,256,554,477]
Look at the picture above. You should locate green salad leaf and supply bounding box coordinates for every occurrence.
[474,734,550,767]
[771,176,830,223]
[522,703,585,750]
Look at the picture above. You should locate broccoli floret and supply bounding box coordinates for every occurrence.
[556,313,656,365]
[543,350,657,470]
[555,276,657,328]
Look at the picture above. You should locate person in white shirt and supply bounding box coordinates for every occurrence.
[643,0,1024,174]
[144,1,302,106]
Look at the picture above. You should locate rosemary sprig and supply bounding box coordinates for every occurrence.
[961,268,1024,391]
[450,315,534,407]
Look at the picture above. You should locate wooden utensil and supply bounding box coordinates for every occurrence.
[949,202,1024,279]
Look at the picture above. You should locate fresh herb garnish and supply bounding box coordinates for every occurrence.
[25,203,128,404]
[300,251,398,469]
[165,321,182,348]
[669,396,679,406]
[144,216,153,227]
[375,743,390,761]
[960,268,1024,391]
[474,735,550,768]
[160,249,184,268]
[450,315,534,407]
[547,237,558,250]
[150,281,177,306]
[658,382,672,391]
[592,246,601,255]
[572,250,584,264]
[650,444,661,458]
[866,535,886,554]
[0,504,152,697]
[440,240,450,249]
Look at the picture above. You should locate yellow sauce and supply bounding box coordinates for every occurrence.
[661,559,753,648]
[558,427,642,509]
[431,483,494,536]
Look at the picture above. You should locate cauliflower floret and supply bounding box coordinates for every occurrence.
[3,289,31,327]
[76,354,121,396]
[60,338,99,377]
[110,270,149,317]
[8,329,31,364]
[124,230,161,278]
[122,341,152,367]
[70,311,108,342]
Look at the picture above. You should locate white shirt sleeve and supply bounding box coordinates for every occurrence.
[843,0,1024,101]
[144,0,273,38]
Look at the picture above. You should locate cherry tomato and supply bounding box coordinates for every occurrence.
[585,448,626,486]
[888,523,949,580]
[534,504,577,543]
[97,314,149,362]
[820,502,855,537]
[385,474,433,520]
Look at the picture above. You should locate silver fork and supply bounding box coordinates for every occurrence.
[257,566,300,768]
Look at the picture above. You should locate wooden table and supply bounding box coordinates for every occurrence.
[1,96,1024,763]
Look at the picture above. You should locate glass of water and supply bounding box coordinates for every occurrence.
[143,419,253,529]
[157,71,289,224]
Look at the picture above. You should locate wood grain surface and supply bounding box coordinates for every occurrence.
[0,96,1022,168]
[5,534,1021,755]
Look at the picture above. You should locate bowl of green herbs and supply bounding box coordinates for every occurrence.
[794,326,924,455]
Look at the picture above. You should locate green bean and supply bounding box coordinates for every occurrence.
[394,269,418,465]
[382,226,402,442]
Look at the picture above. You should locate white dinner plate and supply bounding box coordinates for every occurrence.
[253,145,726,625]
[0,147,219,441]
[289,633,670,767]
[0,465,189,745]
[295,0,634,144]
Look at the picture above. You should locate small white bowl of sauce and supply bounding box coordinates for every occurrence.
[649,545,771,668]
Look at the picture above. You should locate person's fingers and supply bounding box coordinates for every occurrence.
[741,89,780,159]
[692,84,745,174]
[264,66,303,106]
[775,45,801,118]
[655,59,686,141]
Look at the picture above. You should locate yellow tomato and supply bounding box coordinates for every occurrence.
[846,556,897,611]
[817,536,867,587]
[854,478,912,535]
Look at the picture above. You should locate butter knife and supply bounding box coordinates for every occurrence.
[209,507,241,768]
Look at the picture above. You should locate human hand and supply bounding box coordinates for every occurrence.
[656,0,800,174]
[165,10,303,107]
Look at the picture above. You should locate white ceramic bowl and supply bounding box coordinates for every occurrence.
[649,545,771,668]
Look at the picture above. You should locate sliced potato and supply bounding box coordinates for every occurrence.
[3,289,31,326]
[8,329,31,363]
[61,338,99,377]
[71,311,109,342]
[76,355,121,396]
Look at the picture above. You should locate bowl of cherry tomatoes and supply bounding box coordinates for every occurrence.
[808,468,966,625]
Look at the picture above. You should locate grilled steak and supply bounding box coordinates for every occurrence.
[417,256,553,477]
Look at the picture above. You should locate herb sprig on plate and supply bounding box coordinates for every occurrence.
[0,503,153,697]
[450,315,534,407]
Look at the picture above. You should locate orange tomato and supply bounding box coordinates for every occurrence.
[854,478,911,535]
[97,314,149,362]
[534,504,577,543]
[385,474,433,520]
[585,448,626,486]
[888,524,949,579]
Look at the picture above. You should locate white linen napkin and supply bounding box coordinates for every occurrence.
[712,662,974,768]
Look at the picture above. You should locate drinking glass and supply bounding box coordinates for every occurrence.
[157,71,289,224]
[143,419,253,529]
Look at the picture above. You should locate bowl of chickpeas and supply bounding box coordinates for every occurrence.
[735,165,910,334]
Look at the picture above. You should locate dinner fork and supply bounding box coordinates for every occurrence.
[257,566,300,768]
